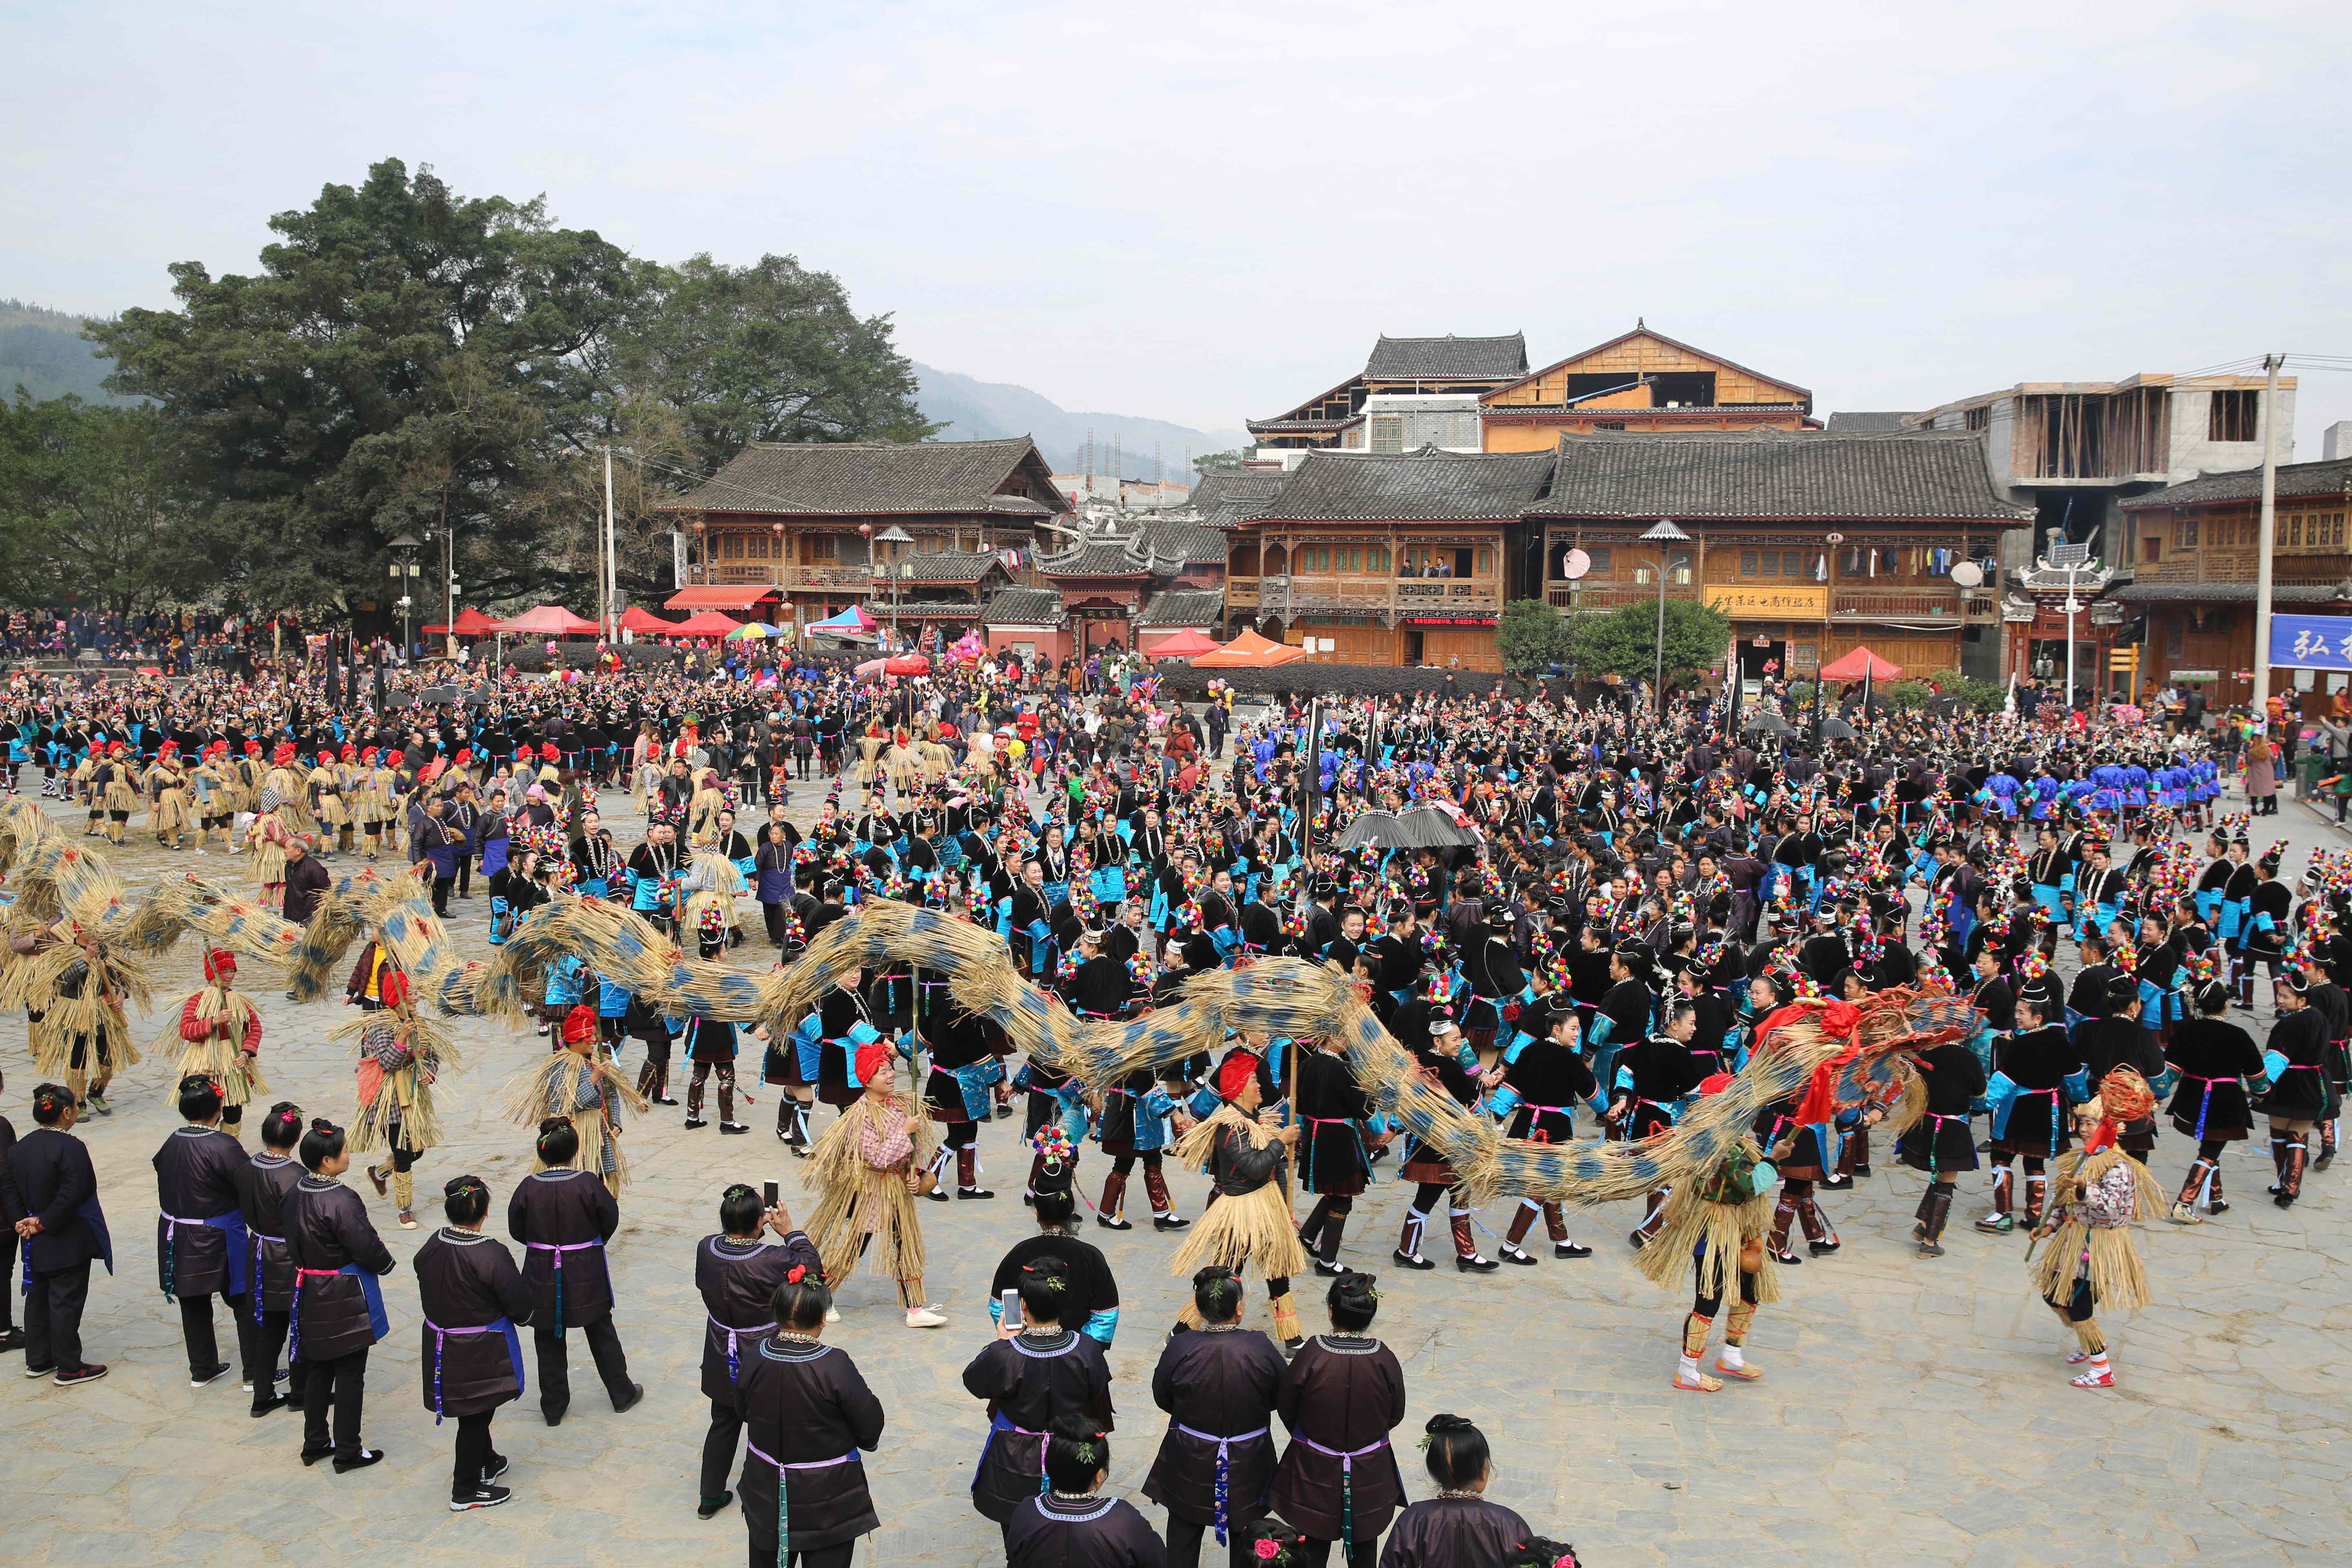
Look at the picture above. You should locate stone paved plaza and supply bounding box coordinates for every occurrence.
[3,781,2349,1568]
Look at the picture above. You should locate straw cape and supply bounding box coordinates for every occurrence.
[504,1047,647,1193]
[800,1062,937,1290]
[2030,1077,2167,1314]
[1168,1104,1310,1284]
[342,997,459,1158]
[158,960,269,1111]
[1632,1134,1782,1305]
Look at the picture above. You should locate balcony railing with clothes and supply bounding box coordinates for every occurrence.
[685,564,885,591]
[1831,588,1964,619]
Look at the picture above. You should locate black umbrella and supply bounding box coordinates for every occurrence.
[1818,717,1857,739]
[1395,803,1483,848]
[1334,809,1406,850]
[1746,712,1797,738]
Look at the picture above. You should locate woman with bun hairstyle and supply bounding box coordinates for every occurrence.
[1002,1415,1168,1566]
[1374,1415,1531,1568]
[1145,1265,1286,1567]
[285,1118,396,1471]
[961,1252,1116,1525]
[2163,973,2265,1222]
[731,1268,886,1568]
[693,1183,823,1522]
[1265,1271,1408,1568]
[507,1116,642,1427]
[415,1174,534,1511]
[239,1101,307,1415]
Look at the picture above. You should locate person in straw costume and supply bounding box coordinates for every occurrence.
[307,750,351,857]
[1167,1042,1309,1353]
[144,742,193,850]
[343,967,456,1230]
[8,921,147,1116]
[800,1036,949,1329]
[2027,1065,2165,1389]
[507,1003,646,1196]
[164,949,267,1137]
[1635,1071,1785,1393]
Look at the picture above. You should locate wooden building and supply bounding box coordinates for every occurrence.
[1528,431,2032,681]
[1479,325,1816,450]
[1222,447,1557,671]
[2113,457,2352,708]
[654,437,1069,640]
[1246,335,1530,453]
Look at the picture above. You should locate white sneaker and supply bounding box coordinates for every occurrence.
[904,1304,947,1329]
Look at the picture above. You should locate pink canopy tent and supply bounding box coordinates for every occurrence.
[1144,629,1223,657]
[618,606,677,634]
[492,605,601,636]
[670,610,747,637]
[1819,646,1902,682]
[423,607,500,636]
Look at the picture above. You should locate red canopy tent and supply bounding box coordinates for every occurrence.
[423,607,500,636]
[1192,628,1308,668]
[492,605,601,636]
[618,606,678,635]
[1143,629,1223,657]
[670,610,747,638]
[1819,646,1902,682]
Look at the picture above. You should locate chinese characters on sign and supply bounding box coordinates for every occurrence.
[2268,614,2352,671]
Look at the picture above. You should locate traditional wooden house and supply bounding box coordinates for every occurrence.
[1528,430,2032,681]
[653,437,1069,641]
[1246,335,1530,454]
[1223,446,1557,671]
[1479,325,1815,450]
[2114,458,2352,707]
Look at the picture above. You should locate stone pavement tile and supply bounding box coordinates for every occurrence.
[47,1530,192,1566]
[1938,1487,2049,1538]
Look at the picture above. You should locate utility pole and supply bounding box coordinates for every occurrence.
[2252,353,2283,719]
[603,445,617,641]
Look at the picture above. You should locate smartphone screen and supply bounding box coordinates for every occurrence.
[763,1180,780,1207]
[1001,1287,1021,1327]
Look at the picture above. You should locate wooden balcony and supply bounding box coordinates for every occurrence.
[2132,551,2348,587]
[1233,575,1503,617]
[1831,588,1963,620]
[1547,581,1701,613]
[684,564,875,591]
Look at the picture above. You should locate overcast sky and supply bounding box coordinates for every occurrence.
[7,0,2349,451]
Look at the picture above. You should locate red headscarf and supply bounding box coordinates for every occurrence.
[1214,1047,1262,1102]
[561,1004,597,1045]
[853,1040,893,1087]
[201,949,236,983]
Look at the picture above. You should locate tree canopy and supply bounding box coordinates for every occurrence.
[1566,597,1732,686]
[67,157,931,620]
[0,394,210,612]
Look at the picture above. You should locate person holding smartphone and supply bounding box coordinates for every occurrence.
[692,1184,823,1522]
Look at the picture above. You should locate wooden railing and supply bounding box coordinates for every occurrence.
[1831,588,1962,619]
[1547,582,1701,612]
[685,564,875,591]
[1237,575,1503,615]
[2132,551,2347,586]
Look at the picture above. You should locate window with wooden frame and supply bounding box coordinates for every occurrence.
[2209,390,2259,443]
[801,534,837,564]
[1964,405,1990,432]
[2176,517,2198,549]
[1370,417,1403,454]
[1475,548,1493,576]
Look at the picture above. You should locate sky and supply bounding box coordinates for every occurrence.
[6,0,2351,452]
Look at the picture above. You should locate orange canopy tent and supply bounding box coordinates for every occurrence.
[670,610,747,637]
[1818,646,1902,682]
[1144,630,1223,657]
[492,605,601,636]
[1192,628,1309,668]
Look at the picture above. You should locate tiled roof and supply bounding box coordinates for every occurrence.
[1365,334,1528,381]
[2118,458,2352,511]
[896,550,1004,584]
[1137,588,1226,627]
[654,437,1071,517]
[1484,404,1807,418]
[1193,470,1290,532]
[2108,581,2352,604]
[1530,430,2031,522]
[981,587,1067,626]
[1245,416,1358,434]
[1037,533,1157,578]
[1144,516,1229,564]
[1824,411,1916,433]
[1252,447,1558,523]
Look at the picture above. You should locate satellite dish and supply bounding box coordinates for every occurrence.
[1949,560,1984,588]
[1561,548,1592,581]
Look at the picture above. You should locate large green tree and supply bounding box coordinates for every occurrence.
[1567,597,1732,686]
[0,393,212,611]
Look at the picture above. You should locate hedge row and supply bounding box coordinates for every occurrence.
[1149,662,1597,704]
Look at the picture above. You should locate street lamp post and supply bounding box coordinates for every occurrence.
[388,533,423,662]
[874,525,913,652]
[1641,518,1691,716]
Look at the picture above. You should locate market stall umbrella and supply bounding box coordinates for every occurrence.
[1192,628,1309,668]
[423,607,501,637]
[1819,646,1902,682]
[671,610,747,638]
[807,606,880,639]
[726,621,780,640]
[491,605,601,637]
[1144,629,1222,658]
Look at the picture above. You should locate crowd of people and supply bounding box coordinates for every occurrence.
[2,644,2345,1567]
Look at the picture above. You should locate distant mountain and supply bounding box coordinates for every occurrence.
[0,300,134,405]
[913,362,1248,482]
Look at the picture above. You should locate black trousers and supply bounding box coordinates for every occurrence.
[24,1261,91,1371]
[252,1306,302,1410]
[762,901,789,945]
[0,1229,15,1332]
[1166,1515,1254,1568]
[1294,1541,1375,1568]
[702,1397,743,1497]
[176,1289,255,1380]
[431,876,455,917]
[302,1345,369,1455]
[453,1409,497,1497]
[455,857,473,896]
[535,1313,633,1417]
[750,1543,852,1568]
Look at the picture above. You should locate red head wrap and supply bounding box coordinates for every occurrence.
[340,744,356,761]
[243,740,262,754]
[385,750,404,766]
[1214,1047,1262,1102]
[540,744,559,762]
[455,748,472,765]
[561,1004,597,1045]
[854,1040,893,1088]
[201,949,236,982]
[272,743,295,766]
[316,751,333,766]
